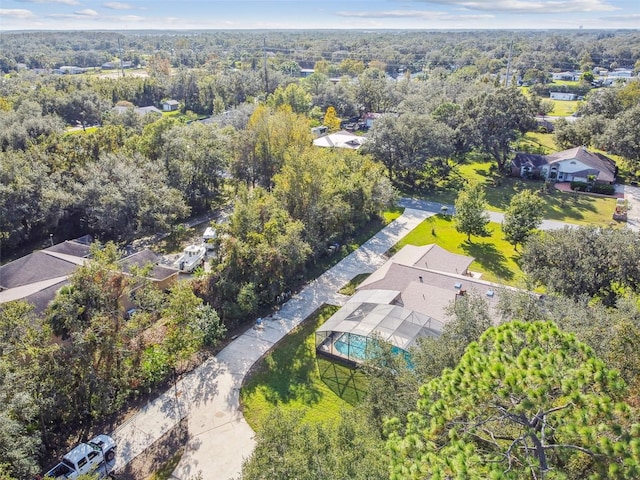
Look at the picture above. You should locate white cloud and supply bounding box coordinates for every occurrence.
[336,9,494,21]
[103,2,133,10]
[0,8,35,19]
[337,10,445,19]
[410,0,619,14]
[15,0,80,5]
[75,9,98,16]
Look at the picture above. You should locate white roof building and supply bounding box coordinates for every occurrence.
[312,130,367,150]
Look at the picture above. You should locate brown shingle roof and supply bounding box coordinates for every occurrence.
[547,146,617,182]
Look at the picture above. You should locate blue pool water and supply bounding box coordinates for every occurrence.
[333,333,412,366]
[334,333,368,360]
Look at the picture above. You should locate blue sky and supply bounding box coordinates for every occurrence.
[1,0,639,31]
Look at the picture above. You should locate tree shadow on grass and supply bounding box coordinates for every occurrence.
[318,358,367,405]
[461,240,515,282]
[262,340,323,407]
[242,324,324,408]
[542,194,600,222]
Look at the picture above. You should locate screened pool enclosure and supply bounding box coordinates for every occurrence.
[315,301,444,363]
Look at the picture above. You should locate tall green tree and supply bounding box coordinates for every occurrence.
[363,113,455,186]
[463,88,536,171]
[388,321,640,480]
[453,182,490,242]
[502,189,544,250]
[160,122,231,212]
[74,152,189,241]
[0,301,57,479]
[521,226,640,306]
[267,83,312,115]
[232,104,311,189]
[242,408,387,480]
[601,105,640,169]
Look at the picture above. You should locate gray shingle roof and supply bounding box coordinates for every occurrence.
[0,252,78,289]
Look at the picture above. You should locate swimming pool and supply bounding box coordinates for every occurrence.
[334,333,369,360]
[333,333,411,364]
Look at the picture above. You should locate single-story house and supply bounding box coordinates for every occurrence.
[551,71,580,81]
[550,92,578,101]
[0,237,92,313]
[162,100,180,112]
[511,146,617,184]
[118,249,179,312]
[102,61,133,70]
[312,130,367,150]
[534,117,555,132]
[56,66,85,75]
[112,105,163,116]
[0,236,177,315]
[316,244,505,363]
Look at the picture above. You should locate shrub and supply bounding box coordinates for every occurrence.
[570,181,588,191]
[591,183,615,195]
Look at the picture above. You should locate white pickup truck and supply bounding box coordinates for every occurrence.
[42,434,116,479]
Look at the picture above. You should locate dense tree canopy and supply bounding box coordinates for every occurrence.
[463,88,536,171]
[388,321,640,480]
[521,226,640,306]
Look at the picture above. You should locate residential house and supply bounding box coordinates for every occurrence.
[0,236,178,315]
[118,249,179,312]
[511,146,617,184]
[102,61,134,70]
[312,130,367,150]
[311,125,328,138]
[550,92,578,101]
[55,66,85,75]
[0,236,92,314]
[112,105,163,116]
[316,244,506,363]
[551,71,581,81]
[534,117,555,132]
[162,100,180,112]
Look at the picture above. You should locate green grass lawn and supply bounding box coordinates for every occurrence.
[392,215,524,285]
[339,273,371,296]
[410,159,616,227]
[521,132,557,153]
[549,80,580,87]
[240,305,367,430]
[549,99,580,116]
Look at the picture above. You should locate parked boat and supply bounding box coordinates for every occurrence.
[176,244,206,273]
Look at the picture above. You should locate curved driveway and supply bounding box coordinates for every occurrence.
[111,207,433,480]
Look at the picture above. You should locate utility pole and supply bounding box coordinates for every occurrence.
[263,38,269,93]
[505,40,513,87]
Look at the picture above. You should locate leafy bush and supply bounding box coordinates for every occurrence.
[591,183,615,195]
[570,181,588,191]
[141,345,171,388]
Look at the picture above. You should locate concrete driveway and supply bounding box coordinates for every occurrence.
[111,208,434,480]
[623,184,640,232]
